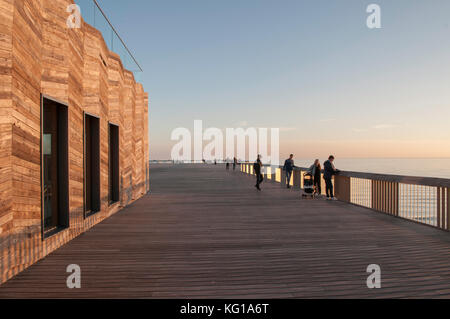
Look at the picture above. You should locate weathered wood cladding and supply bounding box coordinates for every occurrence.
[0,0,149,284]
[0,0,14,239]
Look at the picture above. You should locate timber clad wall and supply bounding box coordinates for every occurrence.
[0,0,149,284]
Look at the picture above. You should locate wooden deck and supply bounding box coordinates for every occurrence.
[1,164,450,298]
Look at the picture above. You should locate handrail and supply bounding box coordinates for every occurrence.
[238,162,450,188]
[92,0,143,72]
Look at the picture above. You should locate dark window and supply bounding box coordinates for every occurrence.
[108,123,119,204]
[84,113,100,216]
[41,96,69,237]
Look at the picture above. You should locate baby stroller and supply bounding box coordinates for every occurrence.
[302,173,315,199]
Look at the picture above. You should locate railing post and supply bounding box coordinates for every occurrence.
[293,170,301,189]
[386,181,390,214]
[388,182,393,215]
[268,166,275,182]
[437,187,441,229]
[280,168,286,188]
[393,182,399,216]
[264,166,271,182]
[335,176,350,202]
[371,180,377,211]
[383,182,391,214]
[447,188,450,231]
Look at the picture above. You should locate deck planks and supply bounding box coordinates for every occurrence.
[1,164,450,298]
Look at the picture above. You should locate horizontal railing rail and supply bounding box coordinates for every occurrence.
[91,0,143,72]
[75,0,143,79]
[238,162,450,232]
[238,163,450,188]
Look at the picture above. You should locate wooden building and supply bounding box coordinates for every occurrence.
[0,0,149,284]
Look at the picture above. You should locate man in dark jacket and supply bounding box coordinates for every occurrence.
[254,155,263,191]
[323,155,339,200]
[283,154,295,189]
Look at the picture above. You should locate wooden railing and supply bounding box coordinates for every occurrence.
[239,163,450,231]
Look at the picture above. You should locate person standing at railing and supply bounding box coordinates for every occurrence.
[308,159,322,195]
[233,157,238,171]
[283,154,295,189]
[254,155,264,191]
[323,155,339,200]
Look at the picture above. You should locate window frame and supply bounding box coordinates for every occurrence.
[40,94,70,240]
[83,112,101,218]
[108,122,120,206]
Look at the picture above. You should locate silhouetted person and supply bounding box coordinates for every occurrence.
[323,155,339,200]
[233,157,237,170]
[226,162,230,170]
[254,155,263,191]
[308,159,322,195]
[283,154,295,189]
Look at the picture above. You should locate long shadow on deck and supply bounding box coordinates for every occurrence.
[1,164,450,298]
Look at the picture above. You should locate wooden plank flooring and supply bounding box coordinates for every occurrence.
[1,164,450,298]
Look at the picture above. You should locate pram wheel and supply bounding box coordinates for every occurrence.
[301,192,315,199]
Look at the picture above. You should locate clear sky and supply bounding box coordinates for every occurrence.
[91,0,450,159]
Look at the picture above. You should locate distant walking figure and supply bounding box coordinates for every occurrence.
[323,155,339,200]
[283,154,295,189]
[233,157,238,171]
[254,155,264,191]
[308,159,322,195]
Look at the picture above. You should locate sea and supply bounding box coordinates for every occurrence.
[293,158,450,179]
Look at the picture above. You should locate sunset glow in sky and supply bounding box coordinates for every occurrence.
[93,0,450,159]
